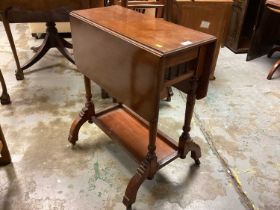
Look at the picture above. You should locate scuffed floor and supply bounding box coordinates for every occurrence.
[0,24,279,210]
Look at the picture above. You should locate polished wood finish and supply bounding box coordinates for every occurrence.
[0,0,102,80]
[72,7,214,55]
[0,126,11,166]
[226,0,263,53]
[102,0,173,101]
[172,0,232,79]
[0,69,11,105]
[68,76,94,145]
[95,106,178,164]
[69,6,216,209]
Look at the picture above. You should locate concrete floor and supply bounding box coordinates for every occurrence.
[0,24,279,210]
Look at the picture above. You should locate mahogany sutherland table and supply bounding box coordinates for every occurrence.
[68,5,216,209]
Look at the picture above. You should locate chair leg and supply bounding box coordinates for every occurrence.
[0,126,11,166]
[0,69,11,105]
[68,76,95,145]
[1,13,24,80]
[267,59,280,80]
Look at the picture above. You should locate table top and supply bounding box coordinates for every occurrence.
[71,5,216,56]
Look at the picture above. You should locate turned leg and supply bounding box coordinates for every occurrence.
[123,155,158,209]
[0,69,11,105]
[123,122,159,209]
[0,126,11,166]
[123,159,150,209]
[179,78,201,165]
[1,12,24,80]
[68,76,95,145]
[267,59,280,80]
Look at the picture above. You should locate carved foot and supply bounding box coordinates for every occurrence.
[185,141,201,165]
[179,133,201,165]
[190,144,201,165]
[15,70,24,80]
[68,105,94,145]
[123,159,150,209]
[0,93,11,105]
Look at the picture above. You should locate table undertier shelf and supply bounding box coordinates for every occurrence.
[94,107,179,167]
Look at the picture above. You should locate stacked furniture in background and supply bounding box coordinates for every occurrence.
[226,0,264,53]
[0,0,103,80]
[171,0,232,79]
[245,0,280,62]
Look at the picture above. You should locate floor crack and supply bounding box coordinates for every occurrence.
[178,90,256,210]
[193,111,256,210]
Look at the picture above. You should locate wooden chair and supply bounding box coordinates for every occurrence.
[0,69,11,105]
[0,126,11,166]
[266,0,280,80]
